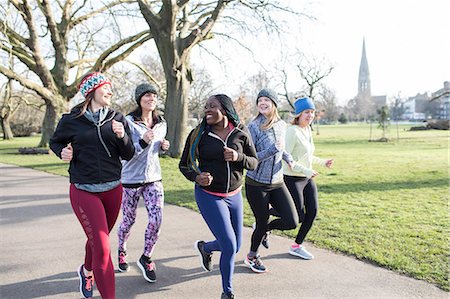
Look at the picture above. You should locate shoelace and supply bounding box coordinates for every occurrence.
[145,261,155,271]
[119,253,127,264]
[85,276,94,291]
[248,255,262,267]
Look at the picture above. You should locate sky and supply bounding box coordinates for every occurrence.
[193,0,450,105]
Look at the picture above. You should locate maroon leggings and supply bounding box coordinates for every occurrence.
[70,184,122,299]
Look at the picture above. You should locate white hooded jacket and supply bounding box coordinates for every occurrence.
[121,115,167,185]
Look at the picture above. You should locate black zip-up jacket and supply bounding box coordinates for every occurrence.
[50,107,135,184]
[179,123,258,193]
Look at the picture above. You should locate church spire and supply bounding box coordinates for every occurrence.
[358,38,371,98]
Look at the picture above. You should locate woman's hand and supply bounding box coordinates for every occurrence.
[160,139,170,151]
[195,172,213,186]
[143,129,154,144]
[223,146,238,162]
[112,120,125,139]
[61,144,73,162]
[325,159,334,168]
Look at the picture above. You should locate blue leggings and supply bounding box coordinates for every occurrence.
[195,185,243,295]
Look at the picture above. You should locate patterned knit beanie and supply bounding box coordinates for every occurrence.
[78,72,112,98]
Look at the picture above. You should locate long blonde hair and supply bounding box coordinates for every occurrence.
[257,105,280,130]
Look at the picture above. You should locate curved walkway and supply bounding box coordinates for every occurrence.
[0,163,447,298]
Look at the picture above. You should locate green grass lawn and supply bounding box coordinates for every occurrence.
[0,124,448,290]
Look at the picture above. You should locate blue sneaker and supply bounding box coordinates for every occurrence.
[77,264,94,298]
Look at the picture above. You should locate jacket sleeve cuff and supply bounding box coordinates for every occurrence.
[139,139,149,149]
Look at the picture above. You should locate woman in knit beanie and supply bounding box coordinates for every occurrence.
[243,88,298,273]
[179,94,258,299]
[117,82,170,283]
[283,97,334,260]
[50,72,135,299]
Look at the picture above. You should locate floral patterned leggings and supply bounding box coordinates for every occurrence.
[117,181,164,257]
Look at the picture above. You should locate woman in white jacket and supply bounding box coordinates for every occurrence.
[117,83,170,282]
[283,97,333,260]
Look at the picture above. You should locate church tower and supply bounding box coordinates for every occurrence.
[358,38,371,99]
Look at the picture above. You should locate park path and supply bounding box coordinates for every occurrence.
[0,163,447,298]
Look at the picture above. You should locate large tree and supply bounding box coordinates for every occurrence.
[0,0,152,147]
[137,0,297,156]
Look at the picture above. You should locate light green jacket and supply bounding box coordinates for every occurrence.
[282,125,326,178]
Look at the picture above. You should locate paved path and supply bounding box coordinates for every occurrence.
[0,163,447,298]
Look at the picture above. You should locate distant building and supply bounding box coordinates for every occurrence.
[401,82,449,120]
[357,38,387,110]
[431,81,449,119]
[403,93,429,120]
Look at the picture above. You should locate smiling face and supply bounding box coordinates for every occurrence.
[204,96,226,126]
[257,96,275,117]
[298,109,315,127]
[140,92,157,112]
[91,84,113,110]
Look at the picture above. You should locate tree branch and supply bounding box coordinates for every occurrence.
[0,65,53,102]
[90,30,152,71]
[69,0,136,29]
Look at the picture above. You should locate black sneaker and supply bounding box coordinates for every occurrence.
[77,264,94,298]
[137,255,157,282]
[221,292,235,299]
[195,240,212,272]
[244,254,267,273]
[118,250,130,272]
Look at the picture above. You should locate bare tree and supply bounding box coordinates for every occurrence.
[0,78,15,139]
[0,0,152,147]
[317,86,339,123]
[188,67,216,120]
[137,0,299,156]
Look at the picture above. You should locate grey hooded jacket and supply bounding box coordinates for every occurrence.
[246,114,293,184]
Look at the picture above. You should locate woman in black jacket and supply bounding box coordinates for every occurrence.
[50,72,134,299]
[179,94,258,299]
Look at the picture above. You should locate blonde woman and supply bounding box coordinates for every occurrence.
[283,97,334,260]
[244,88,298,273]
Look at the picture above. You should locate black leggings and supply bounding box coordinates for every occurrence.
[283,175,318,244]
[245,183,298,252]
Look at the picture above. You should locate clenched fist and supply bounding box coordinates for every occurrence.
[223,146,238,162]
[112,120,125,139]
[61,144,73,162]
[195,172,213,186]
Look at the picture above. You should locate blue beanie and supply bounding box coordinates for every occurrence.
[257,88,280,107]
[294,97,315,115]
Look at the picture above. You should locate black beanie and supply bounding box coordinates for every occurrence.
[135,83,158,105]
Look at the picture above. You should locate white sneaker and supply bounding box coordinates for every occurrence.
[289,245,314,260]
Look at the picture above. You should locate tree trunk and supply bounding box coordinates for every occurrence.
[38,101,60,148]
[1,115,14,140]
[164,68,190,157]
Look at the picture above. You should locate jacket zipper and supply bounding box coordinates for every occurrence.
[208,127,236,194]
